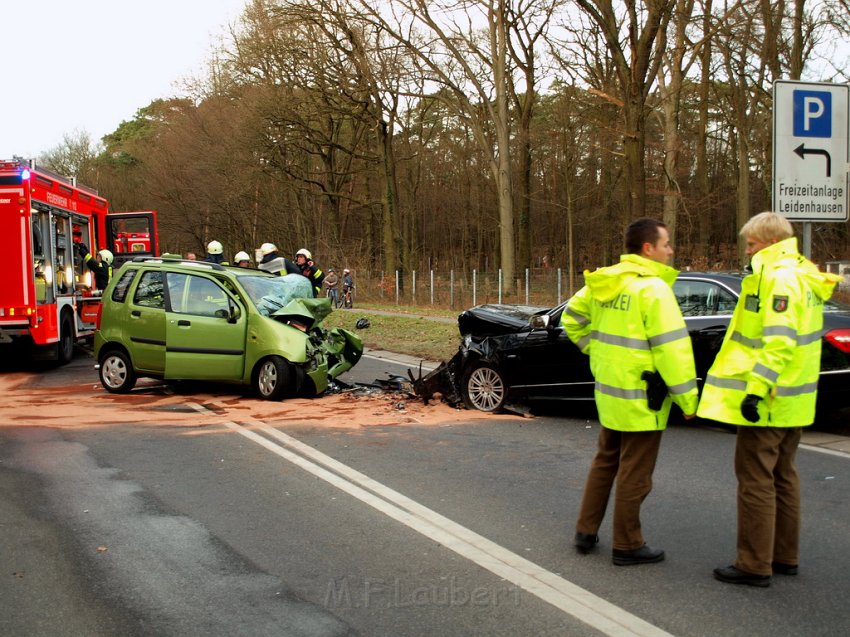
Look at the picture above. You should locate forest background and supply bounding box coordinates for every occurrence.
[31,0,850,302]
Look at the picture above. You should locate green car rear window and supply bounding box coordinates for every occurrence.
[111,269,137,302]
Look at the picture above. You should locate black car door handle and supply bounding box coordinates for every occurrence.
[131,310,141,317]
[177,320,191,327]
[697,326,727,335]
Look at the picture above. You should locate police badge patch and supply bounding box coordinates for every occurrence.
[772,295,789,312]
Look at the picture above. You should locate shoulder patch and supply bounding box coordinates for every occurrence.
[772,295,789,313]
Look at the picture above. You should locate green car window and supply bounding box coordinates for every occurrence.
[111,269,137,302]
[168,273,229,317]
[134,271,164,309]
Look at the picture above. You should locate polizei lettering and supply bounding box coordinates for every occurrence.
[597,293,631,311]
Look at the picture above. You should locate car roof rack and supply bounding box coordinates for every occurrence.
[130,256,226,271]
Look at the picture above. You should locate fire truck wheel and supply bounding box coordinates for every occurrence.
[254,356,294,400]
[57,314,75,365]
[99,350,137,393]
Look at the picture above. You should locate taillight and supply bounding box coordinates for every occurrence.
[824,328,850,353]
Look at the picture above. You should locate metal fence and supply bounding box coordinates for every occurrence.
[347,268,581,309]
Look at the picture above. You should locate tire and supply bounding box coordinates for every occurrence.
[57,314,75,365]
[99,349,137,393]
[254,356,294,400]
[462,362,507,412]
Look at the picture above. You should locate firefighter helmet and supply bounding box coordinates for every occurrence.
[295,248,312,260]
[259,243,277,256]
[207,240,224,255]
[234,251,250,263]
[343,268,350,274]
[98,249,114,265]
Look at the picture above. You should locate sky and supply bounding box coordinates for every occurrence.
[3,0,249,160]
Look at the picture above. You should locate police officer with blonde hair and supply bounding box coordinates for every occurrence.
[563,218,698,565]
[699,212,842,587]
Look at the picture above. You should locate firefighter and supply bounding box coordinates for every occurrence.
[562,217,698,565]
[204,240,229,265]
[256,243,299,276]
[77,243,113,291]
[698,212,843,587]
[294,248,324,297]
[234,251,251,268]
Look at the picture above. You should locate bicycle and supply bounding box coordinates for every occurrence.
[341,286,354,309]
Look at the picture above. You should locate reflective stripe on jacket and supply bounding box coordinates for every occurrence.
[562,254,698,431]
[697,238,841,427]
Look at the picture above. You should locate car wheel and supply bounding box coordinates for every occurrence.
[254,356,294,400]
[99,350,137,393]
[57,313,75,364]
[462,363,507,412]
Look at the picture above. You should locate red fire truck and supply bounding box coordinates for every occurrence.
[0,159,159,363]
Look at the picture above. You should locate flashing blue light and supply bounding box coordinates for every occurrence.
[21,169,31,180]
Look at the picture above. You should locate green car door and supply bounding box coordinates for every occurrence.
[126,270,167,373]
[164,272,247,381]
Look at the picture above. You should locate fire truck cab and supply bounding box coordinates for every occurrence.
[0,159,159,363]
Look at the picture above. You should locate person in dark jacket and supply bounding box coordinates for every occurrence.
[256,243,300,276]
[77,243,113,290]
[204,240,229,265]
[294,248,324,297]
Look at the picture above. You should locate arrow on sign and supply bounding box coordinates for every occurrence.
[793,143,832,177]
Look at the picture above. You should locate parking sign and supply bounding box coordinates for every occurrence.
[773,80,849,222]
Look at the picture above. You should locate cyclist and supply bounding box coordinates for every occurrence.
[342,268,354,308]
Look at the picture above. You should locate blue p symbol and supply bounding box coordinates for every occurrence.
[793,90,831,137]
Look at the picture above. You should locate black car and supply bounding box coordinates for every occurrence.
[424,272,850,413]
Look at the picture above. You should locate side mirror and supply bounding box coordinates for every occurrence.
[529,315,550,330]
[228,303,241,323]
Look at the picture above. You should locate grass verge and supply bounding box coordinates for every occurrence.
[324,307,460,362]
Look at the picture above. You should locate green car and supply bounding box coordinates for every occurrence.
[93,258,362,399]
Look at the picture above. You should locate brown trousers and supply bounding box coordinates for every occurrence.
[576,426,664,551]
[734,426,802,576]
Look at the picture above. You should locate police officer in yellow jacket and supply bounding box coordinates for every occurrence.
[699,212,841,587]
[563,218,698,565]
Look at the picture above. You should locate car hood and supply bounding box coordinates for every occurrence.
[458,303,548,336]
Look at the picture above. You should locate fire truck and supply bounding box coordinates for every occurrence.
[0,159,159,363]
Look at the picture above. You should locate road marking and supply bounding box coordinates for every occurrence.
[187,402,674,637]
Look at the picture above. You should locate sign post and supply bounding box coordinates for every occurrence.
[773,80,850,257]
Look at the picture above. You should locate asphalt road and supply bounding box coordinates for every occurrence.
[1,349,849,636]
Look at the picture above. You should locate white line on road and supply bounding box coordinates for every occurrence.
[187,402,675,637]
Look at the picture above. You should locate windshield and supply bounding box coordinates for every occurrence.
[237,273,313,315]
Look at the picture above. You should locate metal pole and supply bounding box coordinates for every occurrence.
[557,268,562,303]
[450,269,454,308]
[430,269,434,305]
[525,268,529,304]
[473,269,477,306]
[395,270,399,305]
[412,270,416,304]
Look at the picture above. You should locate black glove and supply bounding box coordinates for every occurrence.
[641,371,668,411]
[77,243,89,256]
[740,394,762,423]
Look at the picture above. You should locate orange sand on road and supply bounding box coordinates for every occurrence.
[0,373,521,431]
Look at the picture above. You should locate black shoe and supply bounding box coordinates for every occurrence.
[574,532,599,554]
[713,565,771,587]
[612,544,665,566]
[772,561,798,576]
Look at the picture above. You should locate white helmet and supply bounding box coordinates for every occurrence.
[234,251,250,263]
[295,248,312,260]
[98,249,114,265]
[343,268,350,274]
[259,242,277,256]
[207,240,223,255]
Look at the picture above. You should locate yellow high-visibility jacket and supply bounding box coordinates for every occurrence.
[697,238,841,427]
[562,254,698,431]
